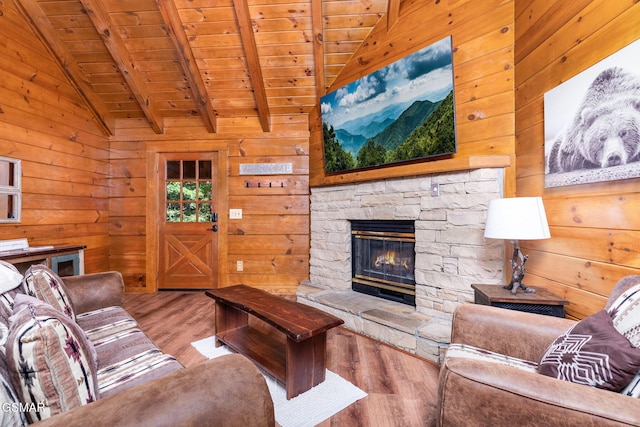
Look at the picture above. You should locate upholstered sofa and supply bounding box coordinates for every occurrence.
[437,276,640,426]
[0,263,274,426]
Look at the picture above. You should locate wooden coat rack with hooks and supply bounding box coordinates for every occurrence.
[244,179,287,188]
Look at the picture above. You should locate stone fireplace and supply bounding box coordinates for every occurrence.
[297,168,505,363]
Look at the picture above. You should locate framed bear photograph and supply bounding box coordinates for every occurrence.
[544,38,640,188]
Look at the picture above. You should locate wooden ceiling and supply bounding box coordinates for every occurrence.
[15,0,396,135]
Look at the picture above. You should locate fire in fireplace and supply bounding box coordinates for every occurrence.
[351,220,416,306]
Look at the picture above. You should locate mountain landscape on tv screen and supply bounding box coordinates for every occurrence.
[320,36,456,173]
[323,91,455,173]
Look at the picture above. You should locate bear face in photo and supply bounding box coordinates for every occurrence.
[579,99,640,169]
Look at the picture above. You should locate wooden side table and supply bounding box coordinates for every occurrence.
[0,245,86,276]
[471,284,568,318]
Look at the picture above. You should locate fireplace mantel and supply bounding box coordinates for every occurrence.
[310,155,511,187]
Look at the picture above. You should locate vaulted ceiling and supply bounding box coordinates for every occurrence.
[16,0,397,135]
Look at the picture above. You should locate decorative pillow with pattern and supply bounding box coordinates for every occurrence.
[13,294,98,368]
[0,361,27,427]
[607,282,640,348]
[21,264,75,320]
[6,295,98,423]
[539,310,640,392]
[621,371,640,398]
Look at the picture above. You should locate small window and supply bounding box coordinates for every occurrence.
[165,160,212,223]
[0,157,21,223]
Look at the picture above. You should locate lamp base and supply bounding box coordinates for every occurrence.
[503,280,536,295]
[504,240,536,295]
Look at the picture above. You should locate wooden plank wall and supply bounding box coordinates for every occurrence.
[309,0,518,188]
[514,1,640,320]
[0,1,110,272]
[112,117,310,293]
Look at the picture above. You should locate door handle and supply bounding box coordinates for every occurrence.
[211,225,218,232]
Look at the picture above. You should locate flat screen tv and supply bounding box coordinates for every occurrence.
[321,35,457,174]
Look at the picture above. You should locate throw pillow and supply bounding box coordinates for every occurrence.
[607,282,640,347]
[21,264,75,320]
[13,294,98,367]
[0,261,23,294]
[621,370,640,398]
[0,358,27,427]
[6,295,98,423]
[539,310,640,392]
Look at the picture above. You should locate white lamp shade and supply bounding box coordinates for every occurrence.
[484,197,551,240]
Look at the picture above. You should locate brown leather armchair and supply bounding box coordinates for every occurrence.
[437,277,640,426]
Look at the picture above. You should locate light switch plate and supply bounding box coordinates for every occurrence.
[229,208,242,219]
[430,183,440,197]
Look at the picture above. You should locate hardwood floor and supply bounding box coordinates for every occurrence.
[124,291,441,426]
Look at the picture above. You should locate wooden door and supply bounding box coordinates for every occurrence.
[158,153,218,289]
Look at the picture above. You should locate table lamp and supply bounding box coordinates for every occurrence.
[484,197,551,294]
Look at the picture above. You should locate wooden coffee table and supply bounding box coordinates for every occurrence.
[205,285,344,399]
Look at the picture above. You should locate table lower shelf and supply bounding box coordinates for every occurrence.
[217,326,287,385]
[488,301,566,317]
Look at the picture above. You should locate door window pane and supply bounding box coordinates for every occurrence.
[167,161,180,179]
[199,161,212,179]
[183,203,196,222]
[183,161,196,179]
[183,182,197,200]
[199,182,212,200]
[166,182,180,201]
[166,203,180,222]
[199,204,212,222]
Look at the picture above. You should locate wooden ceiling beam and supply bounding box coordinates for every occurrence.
[387,0,401,31]
[157,0,217,133]
[80,0,164,134]
[311,0,326,99]
[233,0,271,132]
[14,0,115,136]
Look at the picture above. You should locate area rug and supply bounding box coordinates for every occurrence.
[192,336,367,427]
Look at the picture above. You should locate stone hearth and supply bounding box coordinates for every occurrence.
[297,169,505,363]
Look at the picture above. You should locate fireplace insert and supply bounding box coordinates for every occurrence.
[351,220,415,306]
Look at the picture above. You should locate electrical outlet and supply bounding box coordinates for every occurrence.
[236,260,243,272]
[229,208,242,219]
[430,183,440,197]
